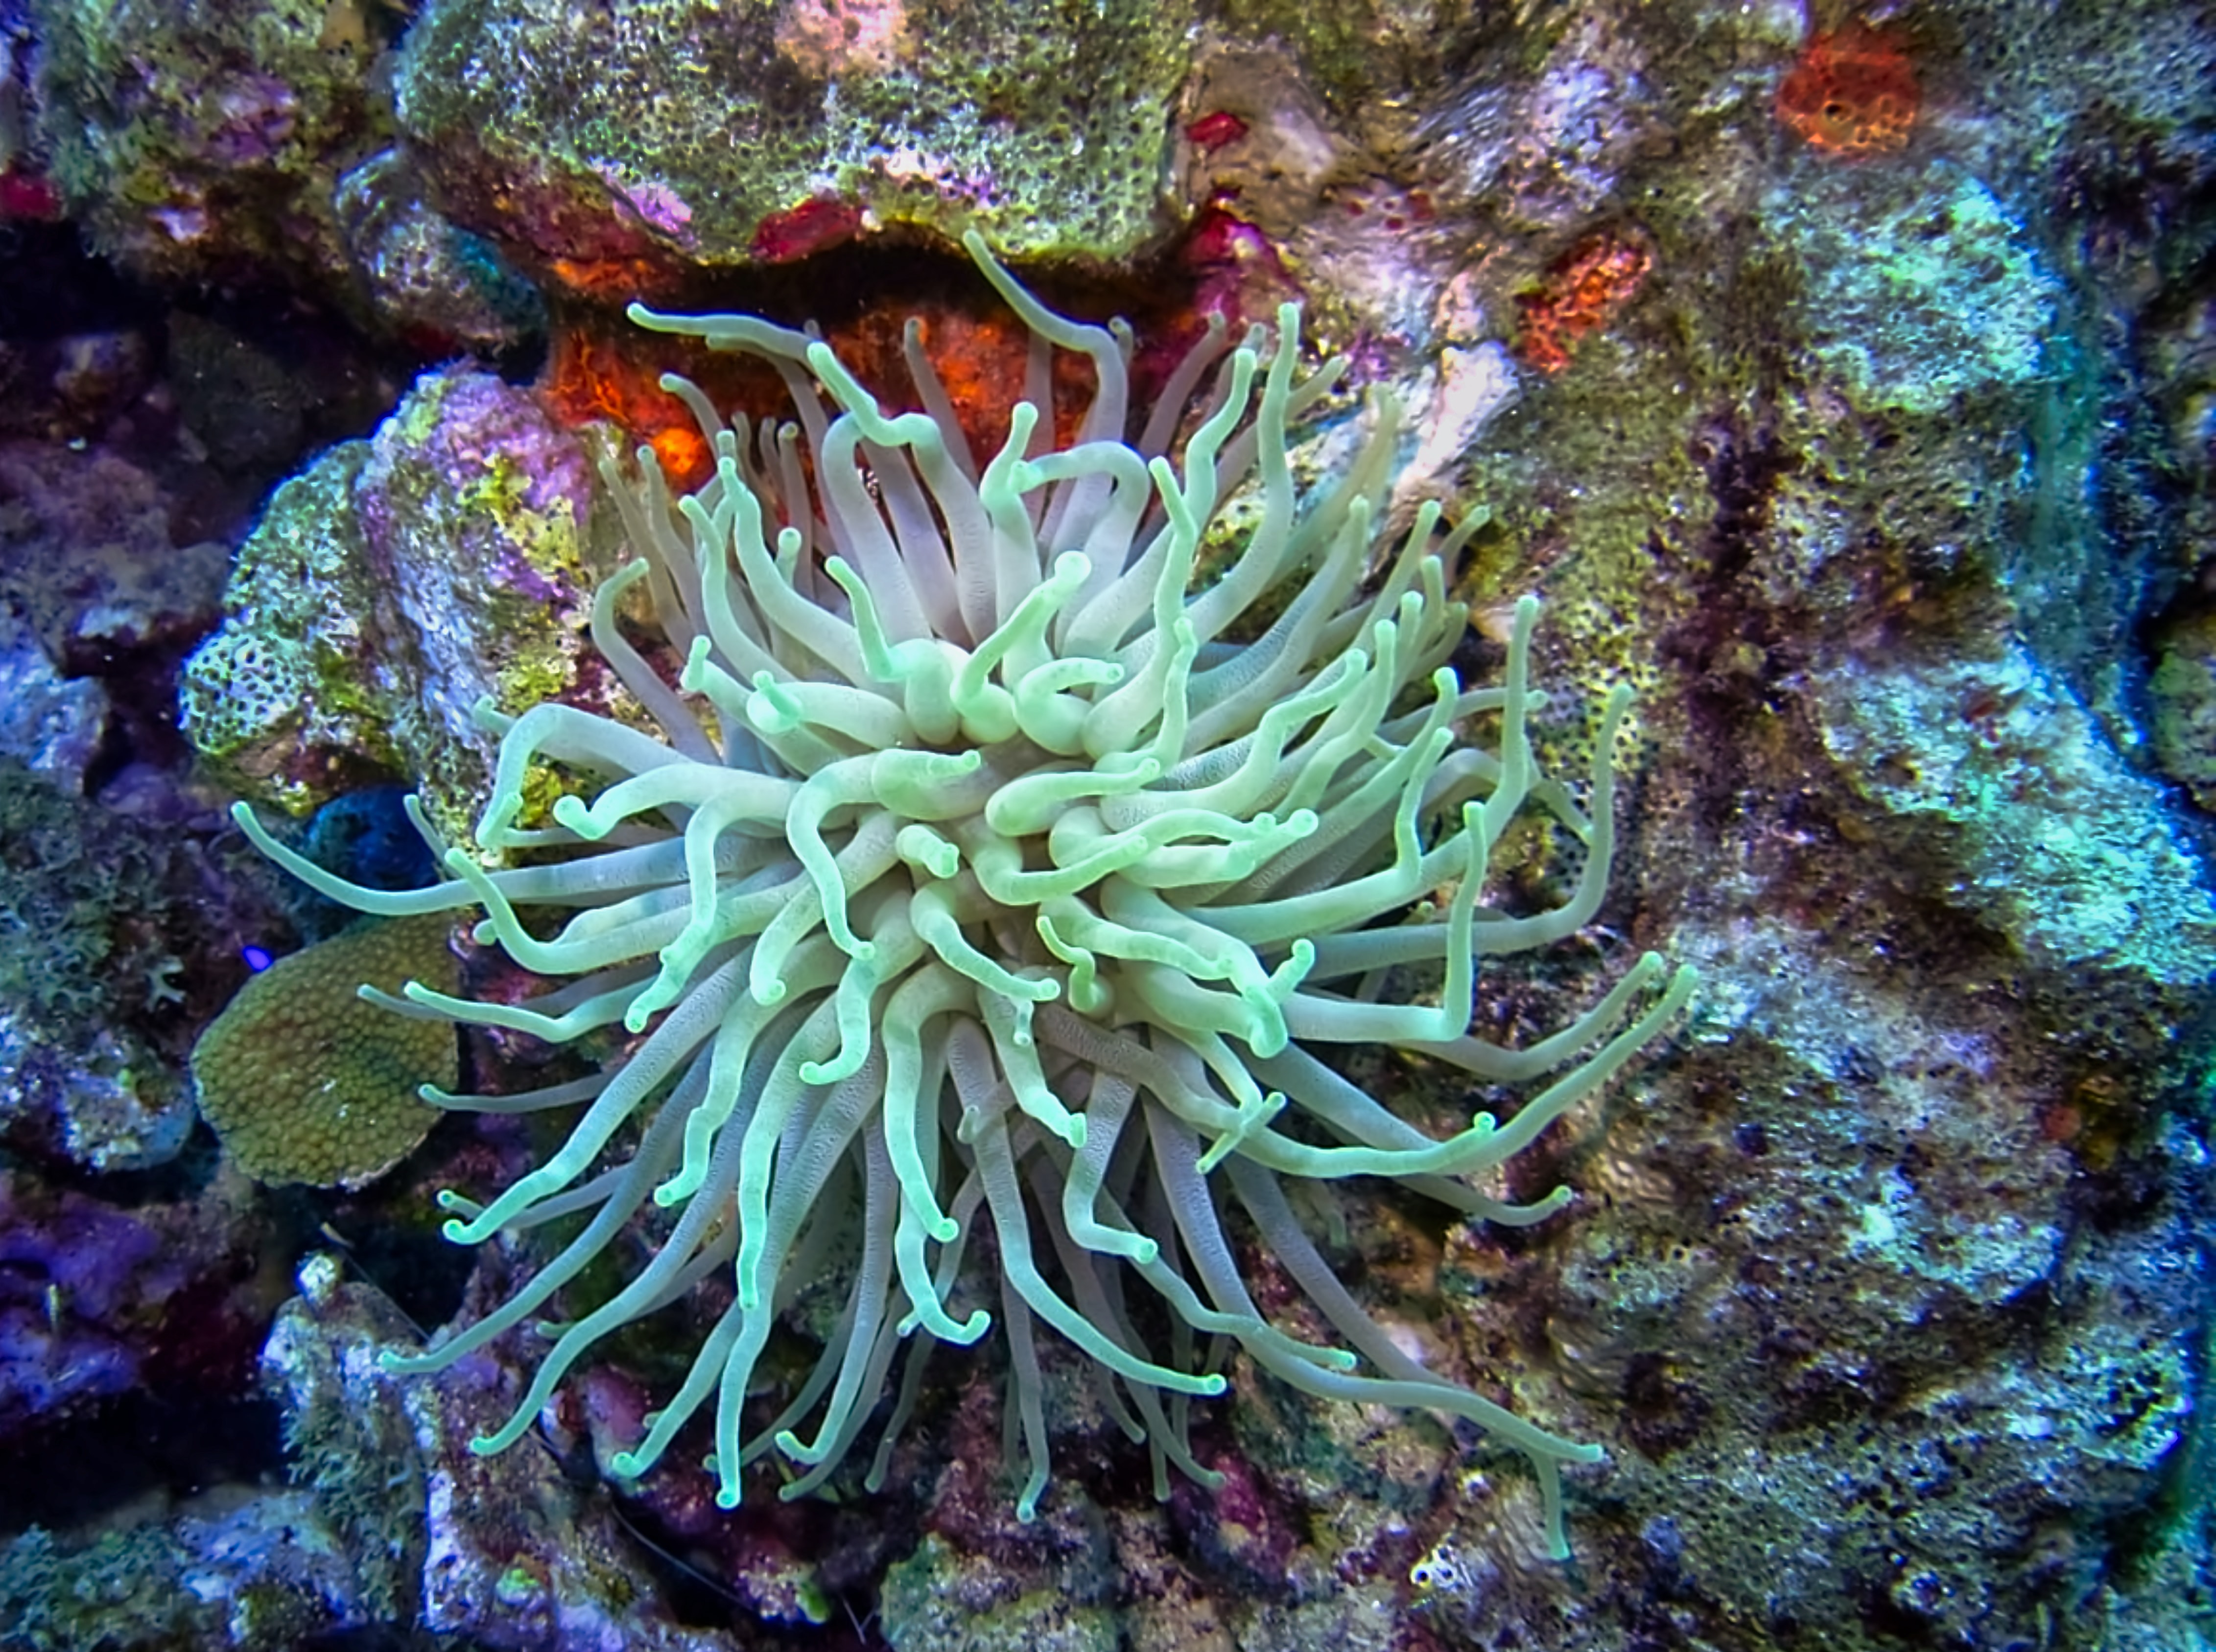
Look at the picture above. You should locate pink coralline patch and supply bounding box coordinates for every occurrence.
[774,0,910,77]
[1181,204,1302,341]
[1185,111,1249,152]
[577,1366,655,1482]
[560,1363,841,1626]
[592,165,696,239]
[149,204,211,244]
[440,377,595,521]
[208,75,300,165]
[750,195,864,262]
[1334,179,1437,233]
[430,158,665,301]
[1170,1448,1297,1589]
[0,164,62,222]
[1127,205,1305,406]
[1107,204,1311,414]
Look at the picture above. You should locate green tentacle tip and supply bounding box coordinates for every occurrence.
[748,671,804,733]
[801,1048,866,1085]
[679,633,715,691]
[896,825,961,879]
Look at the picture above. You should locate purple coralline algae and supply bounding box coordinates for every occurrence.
[181,368,624,843]
[0,1168,261,1439]
[26,0,394,299]
[0,1171,167,1432]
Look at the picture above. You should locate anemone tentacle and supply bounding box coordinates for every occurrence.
[236,231,1695,1561]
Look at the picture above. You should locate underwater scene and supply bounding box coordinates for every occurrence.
[0,2,2210,1649]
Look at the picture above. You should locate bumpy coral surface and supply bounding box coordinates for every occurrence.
[1514,229,1653,374]
[181,370,620,841]
[237,233,1691,1558]
[393,0,1194,292]
[1775,23,1921,156]
[189,913,458,1188]
[28,0,394,295]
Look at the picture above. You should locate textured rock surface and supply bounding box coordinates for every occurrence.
[3,0,2210,1648]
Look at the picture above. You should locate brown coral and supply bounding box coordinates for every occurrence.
[190,914,458,1189]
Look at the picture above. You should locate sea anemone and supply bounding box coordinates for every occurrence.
[235,231,1694,1558]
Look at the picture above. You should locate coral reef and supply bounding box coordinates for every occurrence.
[0,1166,265,1442]
[0,1493,362,1652]
[0,752,275,1174]
[259,1252,796,1648]
[393,0,1196,294]
[27,0,396,299]
[180,368,625,841]
[2,0,2211,1646]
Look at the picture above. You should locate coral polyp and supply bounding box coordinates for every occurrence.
[236,232,1693,1558]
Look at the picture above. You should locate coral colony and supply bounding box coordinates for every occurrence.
[236,233,1693,1559]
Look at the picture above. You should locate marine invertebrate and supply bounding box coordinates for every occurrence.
[189,914,457,1189]
[181,370,607,840]
[1514,229,1653,374]
[1775,23,1920,157]
[393,0,1194,286]
[235,233,1693,1557]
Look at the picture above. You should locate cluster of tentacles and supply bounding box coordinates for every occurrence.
[237,231,1693,1558]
